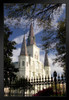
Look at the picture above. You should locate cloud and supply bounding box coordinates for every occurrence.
[12,35,23,44]
[11,48,21,62]
[40,53,45,64]
[33,19,43,35]
[4,17,29,29]
[48,54,63,75]
[4,17,43,33]
[12,31,29,44]
[51,4,66,29]
[4,4,66,32]
[61,4,66,10]
[36,43,42,48]
[12,19,43,45]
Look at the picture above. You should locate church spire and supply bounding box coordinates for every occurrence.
[27,23,36,46]
[20,35,28,56]
[44,50,49,66]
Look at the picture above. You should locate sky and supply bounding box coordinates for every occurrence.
[4,4,66,75]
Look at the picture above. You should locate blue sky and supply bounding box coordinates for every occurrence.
[4,4,66,75]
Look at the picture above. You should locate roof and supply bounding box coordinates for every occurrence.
[27,23,36,46]
[44,50,49,66]
[20,35,28,56]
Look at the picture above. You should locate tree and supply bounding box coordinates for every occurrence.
[11,77,33,96]
[42,20,66,74]
[4,25,19,87]
[4,3,62,26]
[55,20,66,75]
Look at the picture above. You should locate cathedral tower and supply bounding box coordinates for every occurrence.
[17,23,51,80]
[27,23,40,60]
[44,50,51,78]
[20,35,28,56]
[18,35,29,78]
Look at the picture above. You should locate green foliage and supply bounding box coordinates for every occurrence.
[4,25,19,87]
[4,3,62,26]
[55,20,66,75]
[11,77,33,96]
[55,21,66,65]
[12,77,32,90]
[42,20,66,75]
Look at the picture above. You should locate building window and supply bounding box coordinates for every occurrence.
[19,62,20,66]
[22,61,25,66]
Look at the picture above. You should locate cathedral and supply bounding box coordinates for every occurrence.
[17,23,51,80]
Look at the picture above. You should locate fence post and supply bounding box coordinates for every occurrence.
[53,71,57,96]
[29,78,30,96]
[36,78,38,92]
[51,76,53,89]
[45,76,47,89]
[34,77,35,94]
[42,76,44,89]
[61,74,64,95]
[48,76,50,88]
[58,75,61,96]
[39,77,41,90]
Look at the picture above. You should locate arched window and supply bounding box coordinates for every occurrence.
[22,61,25,66]
[19,62,20,66]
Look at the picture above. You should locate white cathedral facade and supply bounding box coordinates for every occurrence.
[17,23,51,80]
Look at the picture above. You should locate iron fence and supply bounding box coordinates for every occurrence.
[4,72,66,97]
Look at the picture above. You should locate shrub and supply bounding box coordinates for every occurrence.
[33,87,54,96]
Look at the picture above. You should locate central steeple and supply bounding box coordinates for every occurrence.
[27,23,36,46]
